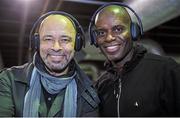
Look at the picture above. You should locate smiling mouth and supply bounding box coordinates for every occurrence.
[49,55,65,61]
[50,55,64,57]
[104,44,121,53]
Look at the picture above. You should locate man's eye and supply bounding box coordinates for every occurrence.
[113,27,123,33]
[96,30,106,37]
[44,37,52,41]
[61,37,72,43]
[62,38,69,41]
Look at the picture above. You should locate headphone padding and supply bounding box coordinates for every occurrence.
[131,22,141,41]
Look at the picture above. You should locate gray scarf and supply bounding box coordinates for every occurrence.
[23,65,77,117]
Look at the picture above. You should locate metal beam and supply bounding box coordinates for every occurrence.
[125,0,180,31]
[65,0,107,5]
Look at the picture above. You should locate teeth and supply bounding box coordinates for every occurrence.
[51,55,61,57]
[106,45,118,50]
[50,55,64,60]
[105,45,119,53]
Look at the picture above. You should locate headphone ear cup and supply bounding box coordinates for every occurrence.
[90,28,95,45]
[131,22,141,41]
[90,30,98,47]
[33,33,40,51]
[75,33,83,51]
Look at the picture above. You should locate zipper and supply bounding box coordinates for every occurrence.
[117,78,122,117]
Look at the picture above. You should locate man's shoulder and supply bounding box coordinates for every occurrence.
[0,63,32,82]
[0,63,29,73]
[141,53,179,69]
[144,53,176,63]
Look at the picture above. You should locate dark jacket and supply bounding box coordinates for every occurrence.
[0,62,100,117]
[95,46,180,117]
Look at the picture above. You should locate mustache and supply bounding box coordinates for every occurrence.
[46,49,72,62]
[47,50,65,56]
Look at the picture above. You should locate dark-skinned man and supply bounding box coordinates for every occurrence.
[89,3,180,117]
[0,11,99,117]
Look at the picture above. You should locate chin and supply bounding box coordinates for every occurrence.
[52,64,67,70]
[107,54,122,61]
[107,56,117,61]
[45,61,65,70]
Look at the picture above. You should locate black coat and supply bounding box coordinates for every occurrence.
[0,62,100,117]
[96,46,180,117]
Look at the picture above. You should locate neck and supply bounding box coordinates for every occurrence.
[45,66,69,77]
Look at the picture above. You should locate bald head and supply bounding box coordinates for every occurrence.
[38,14,77,46]
[95,5,132,25]
[39,14,76,35]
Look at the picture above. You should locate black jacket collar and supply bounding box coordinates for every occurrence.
[104,45,147,76]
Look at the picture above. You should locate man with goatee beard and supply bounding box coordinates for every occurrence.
[89,2,180,117]
[0,11,99,117]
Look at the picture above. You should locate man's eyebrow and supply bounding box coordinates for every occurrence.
[113,24,124,27]
[111,24,125,29]
[94,27,106,31]
[60,35,72,38]
[61,35,70,37]
[43,35,53,38]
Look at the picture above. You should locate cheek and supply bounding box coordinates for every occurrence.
[121,30,131,41]
[63,43,75,53]
[97,39,104,45]
[39,43,52,58]
[71,38,76,48]
[64,47,75,61]
[69,31,76,48]
[39,48,46,60]
[39,41,51,49]
[39,44,48,53]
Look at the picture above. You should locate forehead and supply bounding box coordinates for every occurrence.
[39,14,76,33]
[95,5,131,27]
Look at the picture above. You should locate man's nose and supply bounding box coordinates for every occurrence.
[105,32,115,42]
[52,40,62,51]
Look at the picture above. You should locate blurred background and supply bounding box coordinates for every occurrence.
[0,0,180,81]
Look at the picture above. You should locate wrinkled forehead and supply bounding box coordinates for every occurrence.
[95,5,131,24]
[39,14,76,32]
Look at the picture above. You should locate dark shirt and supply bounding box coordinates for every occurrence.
[96,46,180,117]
